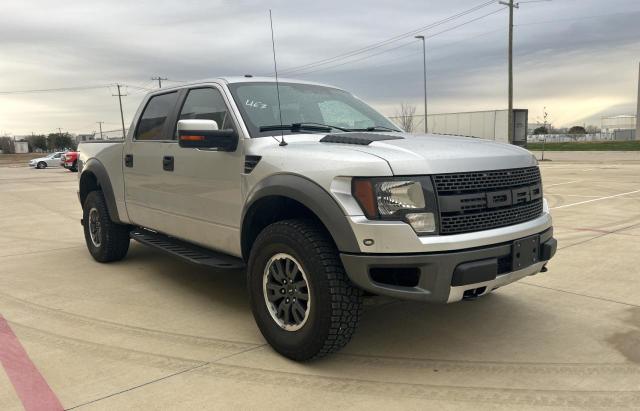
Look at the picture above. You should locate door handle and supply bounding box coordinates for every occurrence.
[124,154,133,167]
[163,155,174,171]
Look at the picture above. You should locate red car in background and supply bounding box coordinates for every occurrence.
[61,151,79,172]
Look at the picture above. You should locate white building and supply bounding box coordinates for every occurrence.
[601,115,636,140]
[390,109,529,146]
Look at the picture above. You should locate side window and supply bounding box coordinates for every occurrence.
[179,88,235,131]
[135,92,178,141]
[318,100,374,129]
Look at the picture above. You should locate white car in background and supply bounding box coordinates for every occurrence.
[29,152,65,169]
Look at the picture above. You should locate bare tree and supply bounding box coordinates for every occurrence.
[395,103,417,132]
[585,125,600,135]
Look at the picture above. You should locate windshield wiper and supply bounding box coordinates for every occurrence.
[259,122,350,133]
[349,125,400,132]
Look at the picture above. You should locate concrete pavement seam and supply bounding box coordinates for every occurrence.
[64,362,210,410]
[518,282,639,309]
[62,345,268,409]
[557,221,640,251]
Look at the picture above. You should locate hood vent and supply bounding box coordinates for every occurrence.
[244,155,262,174]
[320,133,404,146]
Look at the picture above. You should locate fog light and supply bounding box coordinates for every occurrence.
[405,212,435,234]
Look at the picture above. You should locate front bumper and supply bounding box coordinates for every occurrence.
[341,228,556,303]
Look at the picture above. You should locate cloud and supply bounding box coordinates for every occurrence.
[1,0,639,134]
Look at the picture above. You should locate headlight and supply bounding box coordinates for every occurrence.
[352,177,437,234]
[375,180,425,214]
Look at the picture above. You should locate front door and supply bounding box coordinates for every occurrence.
[161,86,244,257]
[123,91,180,233]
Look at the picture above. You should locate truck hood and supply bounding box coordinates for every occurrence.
[278,132,536,175]
[351,132,537,174]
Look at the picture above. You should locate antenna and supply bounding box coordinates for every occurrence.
[269,9,287,146]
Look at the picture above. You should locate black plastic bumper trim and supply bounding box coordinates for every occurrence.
[340,228,555,303]
[451,258,498,286]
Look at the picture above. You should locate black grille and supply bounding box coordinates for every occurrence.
[434,167,541,194]
[434,167,543,235]
[440,199,543,235]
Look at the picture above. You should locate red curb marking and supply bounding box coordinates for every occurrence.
[0,315,63,411]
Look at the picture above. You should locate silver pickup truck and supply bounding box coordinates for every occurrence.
[78,77,556,360]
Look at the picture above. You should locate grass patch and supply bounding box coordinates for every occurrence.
[527,141,640,151]
[0,153,44,166]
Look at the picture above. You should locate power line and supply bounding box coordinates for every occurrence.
[297,27,505,78]
[0,84,113,95]
[293,42,418,76]
[0,82,155,96]
[276,0,498,76]
[125,84,154,91]
[291,7,506,77]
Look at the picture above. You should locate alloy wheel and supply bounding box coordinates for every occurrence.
[262,253,311,331]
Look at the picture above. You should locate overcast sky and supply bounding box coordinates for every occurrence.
[1,0,639,135]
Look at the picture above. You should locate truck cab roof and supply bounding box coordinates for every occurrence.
[146,76,342,96]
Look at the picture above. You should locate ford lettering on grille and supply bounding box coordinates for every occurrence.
[433,167,543,235]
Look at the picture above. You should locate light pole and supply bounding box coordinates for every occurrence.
[499,0,519,143]
[415,35,428,133]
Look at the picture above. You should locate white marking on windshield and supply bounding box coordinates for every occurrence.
[245,99,268,109]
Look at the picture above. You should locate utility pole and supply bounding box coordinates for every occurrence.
[57,128,63,152]
[113,84,127,139]
[541,106,548,161]
[152,76,168,88]
[636,61,639,141]
[415,35,428,133]
[97,121,104,139]
[500,0,518,144]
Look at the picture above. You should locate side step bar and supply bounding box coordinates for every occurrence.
[130,229,245,270]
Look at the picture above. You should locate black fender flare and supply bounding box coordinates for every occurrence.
[79,158,122,223]
[241,174,360,256]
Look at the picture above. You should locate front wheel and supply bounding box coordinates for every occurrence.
[83,191,130,262]
[70,161,78,172]
[37,161,46,169]
[248,219,363,361]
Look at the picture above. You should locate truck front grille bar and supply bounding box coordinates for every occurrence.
[433,167,544,235]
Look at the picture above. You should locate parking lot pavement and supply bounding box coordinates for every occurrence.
[0,161,639,410]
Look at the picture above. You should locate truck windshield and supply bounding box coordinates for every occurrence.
[227,82,400,138]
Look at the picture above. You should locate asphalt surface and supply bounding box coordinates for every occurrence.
[1,156,639,410]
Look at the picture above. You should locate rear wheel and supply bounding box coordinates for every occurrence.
[248,219,363,361]
[37,161,46,169]
[83,191,130,262]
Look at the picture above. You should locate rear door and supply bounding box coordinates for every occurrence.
[160,85,244,256]
[123,91,181,232]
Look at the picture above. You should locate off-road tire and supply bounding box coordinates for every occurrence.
[83,190,130,262]
[37,161,46,169]
[248,219,363,361]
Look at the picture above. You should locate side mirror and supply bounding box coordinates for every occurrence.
[177,119,238,151]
